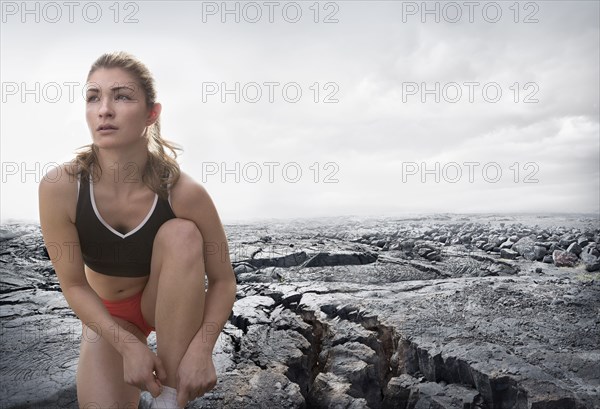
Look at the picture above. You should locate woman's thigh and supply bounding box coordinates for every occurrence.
[77,317,146,408]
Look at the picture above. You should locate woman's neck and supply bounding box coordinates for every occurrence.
[93,144,149,194]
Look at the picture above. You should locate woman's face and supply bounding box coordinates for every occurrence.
[85,67,157,150]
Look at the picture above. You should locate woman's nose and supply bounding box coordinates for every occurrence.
[98,98,114,117]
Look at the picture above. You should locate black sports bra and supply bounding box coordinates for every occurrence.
[75,165,176,277]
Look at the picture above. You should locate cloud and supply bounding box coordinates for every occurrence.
[1,1,598,223]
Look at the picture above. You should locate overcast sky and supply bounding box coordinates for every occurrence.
[1,1,598,224]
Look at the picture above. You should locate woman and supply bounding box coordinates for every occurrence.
[38,51,237,409]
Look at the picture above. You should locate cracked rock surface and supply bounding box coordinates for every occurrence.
[1,214,599,408]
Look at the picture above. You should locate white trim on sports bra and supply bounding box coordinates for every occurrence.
[167,176,173,209]
[88,164,158,239]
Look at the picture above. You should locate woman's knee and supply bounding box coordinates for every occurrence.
[155,218,204,256]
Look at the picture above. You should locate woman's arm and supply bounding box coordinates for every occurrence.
[38,165,144,355]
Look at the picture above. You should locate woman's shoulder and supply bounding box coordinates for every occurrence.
[171,170,210,198]
[39,161,80,193]
[169,170,214,215]
[39,160,80,223]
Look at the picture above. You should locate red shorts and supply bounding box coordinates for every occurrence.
[101,291,155,337]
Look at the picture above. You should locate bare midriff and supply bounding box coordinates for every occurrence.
[84,264,149,301]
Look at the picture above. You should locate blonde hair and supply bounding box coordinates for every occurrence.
[65,51,182,200]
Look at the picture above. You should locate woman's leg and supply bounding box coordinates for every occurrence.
[77,316,147,408]
[140,218,207,388]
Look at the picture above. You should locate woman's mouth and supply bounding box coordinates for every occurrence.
[97,124,119,133]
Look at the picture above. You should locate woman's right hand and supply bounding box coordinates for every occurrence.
[121,339,167,397]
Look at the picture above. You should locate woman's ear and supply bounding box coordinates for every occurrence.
[147,102,162,126]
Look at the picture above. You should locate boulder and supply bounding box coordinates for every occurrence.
[542,255,554,263]
[500,249,518,260]
[513,236,537,261]
[567,242,582,256]
[533,245,547,261]
[552,250,579,267]
[580,248,600,272]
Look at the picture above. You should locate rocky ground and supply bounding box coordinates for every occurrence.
[1,213,599,409]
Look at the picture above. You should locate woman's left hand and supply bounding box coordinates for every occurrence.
[175,348,217,407]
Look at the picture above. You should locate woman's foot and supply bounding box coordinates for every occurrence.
[150,385,183,409]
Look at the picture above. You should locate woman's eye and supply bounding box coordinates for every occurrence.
[116,94,130,101]
[86,95,98,102]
